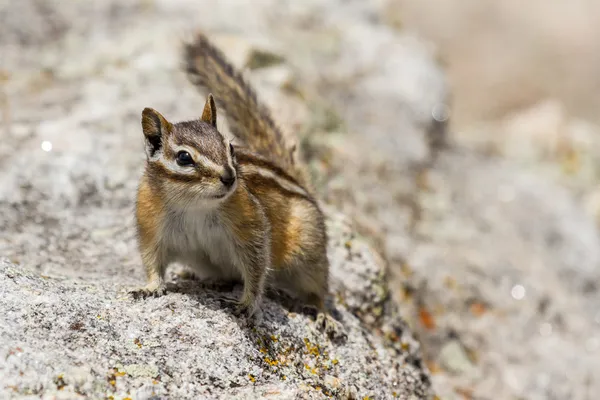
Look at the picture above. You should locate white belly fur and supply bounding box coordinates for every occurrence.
[162,208,241,280]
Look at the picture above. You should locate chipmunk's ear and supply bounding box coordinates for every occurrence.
[200,93,217,128]
[141,108,172,158]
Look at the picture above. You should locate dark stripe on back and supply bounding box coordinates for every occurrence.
[242,172,316,205]
[236,149,303,188]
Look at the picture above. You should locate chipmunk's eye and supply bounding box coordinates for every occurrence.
[229,143,235,156]
[176,151,194,166]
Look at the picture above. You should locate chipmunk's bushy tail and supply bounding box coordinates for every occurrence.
[183,33,297,176]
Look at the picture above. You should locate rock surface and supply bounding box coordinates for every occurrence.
[0,0,435,399]
[4,0,599,399]
[302,5,600,399]
[0,209,429,399]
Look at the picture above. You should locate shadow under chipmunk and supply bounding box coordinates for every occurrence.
[164,269,347,343]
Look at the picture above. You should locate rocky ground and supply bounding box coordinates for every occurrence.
[0,1,435,399]
[1,0,600,399]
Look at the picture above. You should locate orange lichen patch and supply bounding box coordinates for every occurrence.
[400,262,414,278]
[54,374,66,390]
[466,348,480,364]
[455,386,474,399]
[415,168,430,191]
[418,307,436,330]
[557,140,580,175]
[304,364,318,375]
[303,338,321,357]
[426,360,441,375]
[335,292,348,307]
[264,356,279,367]
[248,374,256,383]
[384,329,400,343]
[469,302,487,317]
[277,346,295,367]
[133,338,142,348]
[399,287,414,303]
[444,276,457,289]
[106,368,123,390]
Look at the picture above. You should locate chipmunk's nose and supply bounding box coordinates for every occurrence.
[220,168,236,188]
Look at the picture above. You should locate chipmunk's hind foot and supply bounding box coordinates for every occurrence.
[217,294,260,320]
[316,312,347,341]
[303,294,347,341]
[129,280,167,300]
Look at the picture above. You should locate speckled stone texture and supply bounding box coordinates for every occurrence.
[0,0,436,399]
[0,210,430,399]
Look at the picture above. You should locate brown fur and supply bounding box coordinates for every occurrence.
[135,175,167,294]
[132,33,343,339]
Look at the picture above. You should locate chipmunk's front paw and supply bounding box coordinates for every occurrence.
[316,312,347,341]
[129,281,166,299]
[218,295,257,319]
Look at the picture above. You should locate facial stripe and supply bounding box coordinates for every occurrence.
[225,138,236,174]
[161,157,197,176]
[148,162,198,182]
[161,149,224,178]
[166,134,226,175]
[195,153,225,175]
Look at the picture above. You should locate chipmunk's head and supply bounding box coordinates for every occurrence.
[141,94,238,208]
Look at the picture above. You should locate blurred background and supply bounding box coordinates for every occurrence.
[1,0,599,399]
[398,0,600,129]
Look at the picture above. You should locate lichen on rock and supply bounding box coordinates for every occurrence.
[0,209,431,399]
[0,1,438,398]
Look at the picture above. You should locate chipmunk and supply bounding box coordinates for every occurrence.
[130,32,343,338]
